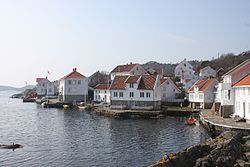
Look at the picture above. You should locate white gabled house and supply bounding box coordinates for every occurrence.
[110,63,146,80]
[59,68,88,103]
[215,59,250,116]
[233,74,250,119]
[174,59,198,90]
[110,75,162,110]
[160,78,182,101]
[188,78,218,109]
[199,66,216,79]
[36,77,57,98]
[94,84,111,103]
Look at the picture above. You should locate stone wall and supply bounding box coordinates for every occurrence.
[111,100,161,110]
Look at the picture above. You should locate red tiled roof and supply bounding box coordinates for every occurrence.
[61,70,86,80]
[233,74,250,87]
[138,75,157,90]
[111,64,138,73]
[125,75,141,83]
[95,84,110,90]
[110,76,129,90]
[36,78,45,83]
[223,59,250,77]
[199,79,214,91]
[188,80,205,92]
[189,79,216,92]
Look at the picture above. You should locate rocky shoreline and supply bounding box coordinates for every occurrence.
[150,131,250,167]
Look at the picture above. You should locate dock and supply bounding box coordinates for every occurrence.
[200,109,250,133]
[95,107,163,119]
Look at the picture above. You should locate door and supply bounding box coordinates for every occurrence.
[243,102,246,118]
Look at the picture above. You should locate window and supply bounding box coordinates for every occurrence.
[68,88,71,93]
[49,88,52,93]
[228,90,231,100]
[95,95,97,100]
[190,94,194,99]
[78,80,81,85]
[140,92,144,98]
[130,83,134,88]
[248,103,250,113]
[42,83,45,87]
[114,92,118,97]
[173,89,175,92]
[96,90,98,93]
[68,80,72,85]
[199,94,203,99]
[146,92,150,98]
[195,94,198,99]
[166,81,169,85]
[98,95,100,99]
[119,92,123,97]
[184,63,186,67]
[41,88,44,93]
[130,92,134,97]
[105,91,106,93]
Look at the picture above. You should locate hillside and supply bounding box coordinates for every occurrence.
[0,85,35,92]
[142,51,250,76]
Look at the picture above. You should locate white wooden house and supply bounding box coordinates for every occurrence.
[199,66,216,78]
[188,78,218,109]
[94,84,110,103]
[160,78,182,101]
[174,59,197,90]
[59,68,88,103]
[214,59,250,116]
[233,74,250,119]
[110,63,146,80]
[36,77,56,98]
[110,75,162,110]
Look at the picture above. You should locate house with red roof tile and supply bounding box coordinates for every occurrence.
[232,74,250,119]
[215,59,250,117]
[160,78,182,101]
[109,75,162,110]
[36,77,57,98]
[94,84,110,103]
[58,68,88,102]
[188,78,218,109]
[110,63,146,80]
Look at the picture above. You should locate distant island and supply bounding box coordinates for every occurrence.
[0,85,35,92]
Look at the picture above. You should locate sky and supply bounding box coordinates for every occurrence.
[0,0,249,87]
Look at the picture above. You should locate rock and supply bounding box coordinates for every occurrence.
[242,135,250,142]
[235,159,246,167]
[244,152,250,161]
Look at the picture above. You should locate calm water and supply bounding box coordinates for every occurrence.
[0,91,208,167]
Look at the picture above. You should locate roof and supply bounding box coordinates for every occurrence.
[95,84,110,90]
[233,74,250,87]
[125,75,141,83]
[223,59,250,77]
[138,75,157,90]
[111,63,138,73]
[189,80,205,92]
[61,69,86,80]
[36,78,46,83]
[110,76,129,90]
[189,79,216,92]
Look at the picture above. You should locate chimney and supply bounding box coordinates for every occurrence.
[130,62,132,64]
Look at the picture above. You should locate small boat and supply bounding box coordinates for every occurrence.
[0,143,23,149]
[185,117,197,125]
[78,106,86,110]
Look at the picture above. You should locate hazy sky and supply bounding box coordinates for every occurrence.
[0,0,249,87]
